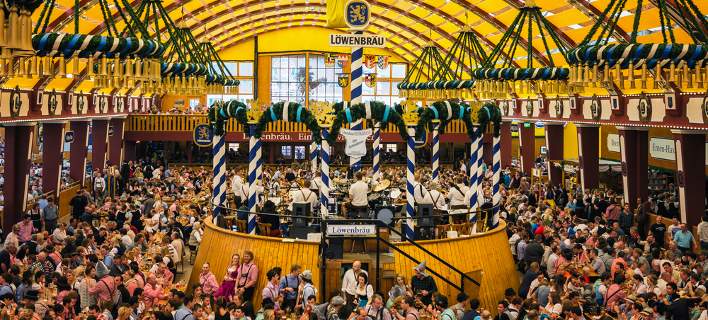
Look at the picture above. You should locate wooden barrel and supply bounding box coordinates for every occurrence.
[189,219,321,307]
[190,220,517,312]
[390,220,517,312]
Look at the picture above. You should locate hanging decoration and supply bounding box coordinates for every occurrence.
[364,55,377,68]
[324,53,336,66]
[30,0,165,90]
[199,42,240,94]
[253,101,323,144]
[417,100,476,138]
[397,44,454,100]
[436,25,489,98]
[330,101,408,142]
[377,55,389,70]
[208,100,249,136]
[0,0,43,58]
[364,73,377,88]
[472,1,570,99]
[566,0,707,91]
[338,73,350,87]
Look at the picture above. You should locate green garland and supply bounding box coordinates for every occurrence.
[207,100,249,136]
[254,102,322,144]
[477,102,503,137]
[329,101,408,143]
[418,100,475,139]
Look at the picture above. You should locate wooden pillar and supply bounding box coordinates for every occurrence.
[69,121,90,186]
[672,131,706,226]
[519,123,535,175]
[618,127,648,209]
[91,119,109,172]
[108,118,125,167]
[545,123,564,186]
[500,121,512,169]
[2,125,34,231]
[42,122,66,197]
[577,125,600,192]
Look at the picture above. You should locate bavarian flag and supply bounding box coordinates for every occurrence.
[326,0,347,28]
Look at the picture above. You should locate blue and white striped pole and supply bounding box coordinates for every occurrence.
[247,125,261,234]
[491,135,501,229]
[257,157,263,182]
[320,129,331,215]
[310,141,319,173]
[404,125,416,241]
[469,129,480,221]
[211,134,227,217]
[350,31,364,173]
[431,120,440,182]
[372,122,381,181]
[476,132,485,207]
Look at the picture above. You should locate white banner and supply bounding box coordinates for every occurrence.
[607,134,620,152]
[326,224,376,236]
[329,34,386,48]
[342,128,372,159]
[650,138,676,161]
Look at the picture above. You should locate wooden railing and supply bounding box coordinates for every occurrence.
[125,114,470,134]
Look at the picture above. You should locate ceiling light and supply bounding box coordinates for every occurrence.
[619,11,632,17]
[543,11,554,17]
[568,24,583,29]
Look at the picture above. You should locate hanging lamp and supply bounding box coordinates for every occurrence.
[472,0,570,99]
[397,43,454,100]
[566,0,707,91]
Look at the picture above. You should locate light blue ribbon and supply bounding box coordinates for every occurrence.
[296,106,303,122]
[382,106,390,122]
[270,107,277,121]
[458,106,464,119]
[345,108,353,123]
[430,106,439,119]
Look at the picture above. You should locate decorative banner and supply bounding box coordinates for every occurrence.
[324,53,336,66]
[650,138,676,161]
[64,131,74,143]
[341,128,372,158]
[364,55,377,68]
[326,224,376,236]
[338,73,350,87]
[364,73,377,88]
[194,124,213,147]
[377,55,389,69]
[329,33,386,48]
[326,0,348,28]
[345,0,371,30]
[336,53,349,61]
[607,134,620,152]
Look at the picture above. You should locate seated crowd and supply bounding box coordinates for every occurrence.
[0,154,705,320]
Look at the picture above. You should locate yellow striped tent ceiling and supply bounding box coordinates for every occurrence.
[33,0,708,65]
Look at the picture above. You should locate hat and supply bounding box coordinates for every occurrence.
[330,295,346,306]
[301,270,313,281]
[413,261,427,275]
[96,261,109,278]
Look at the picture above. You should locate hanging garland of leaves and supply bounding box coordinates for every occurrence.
[253,102,323,144]
[32,32,164,58]
[208,100,249,136]
[161,62,208,77]
[477,102,503,137]
[418,100,475,139]
[329,101,408,143]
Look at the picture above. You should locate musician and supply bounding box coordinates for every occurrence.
[448,176,470,217]
[428,181,447,211]
[349,172,369,218]
[232,170,246,207]
[289,180,318,212]
[413,176,433,205]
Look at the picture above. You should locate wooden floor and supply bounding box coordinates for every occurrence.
[191,220,517,312]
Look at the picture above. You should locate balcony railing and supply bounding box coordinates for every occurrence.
[126,114,470,134]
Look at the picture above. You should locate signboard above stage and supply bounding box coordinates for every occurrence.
[329,33,386,48]
[326,224,376,236]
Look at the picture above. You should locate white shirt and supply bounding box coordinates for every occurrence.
[289,188,318,211]
[447,184,469,209]
[349,181,369,207]
[341,268,368,295]
[413,184,433,205]
[311,177,323,192]
[429,190,447,210]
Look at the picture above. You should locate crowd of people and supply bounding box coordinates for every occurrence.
[0,144,705,320]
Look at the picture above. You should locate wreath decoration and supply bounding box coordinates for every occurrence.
[417,100,475,139]
[477,102,503,137]
[32,32,164,59]
[329,101,408,143]
[208,100,249,136]
[254,102,323,144]
[472,67,569,81]
[161,62,208,77]
[567,42,707,70]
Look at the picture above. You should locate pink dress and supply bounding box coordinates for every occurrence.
[214,265,239,299]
